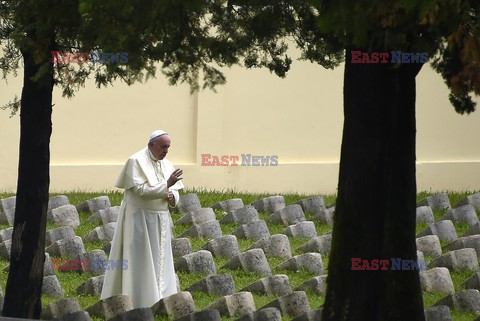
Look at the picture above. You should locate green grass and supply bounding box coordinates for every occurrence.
[53,270,100,309]
[0,189,479,320]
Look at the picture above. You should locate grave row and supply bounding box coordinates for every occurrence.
[0,192,480,320]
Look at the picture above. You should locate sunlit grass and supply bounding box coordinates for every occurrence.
[0,190,479,320]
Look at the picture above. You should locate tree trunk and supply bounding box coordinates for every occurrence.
[322,50,424,321]
[3,48,54,318]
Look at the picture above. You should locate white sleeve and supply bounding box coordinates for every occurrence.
[170,189,180,207]
[131,181,168,200]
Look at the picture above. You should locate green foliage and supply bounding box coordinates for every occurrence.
[416,222,429,236]
[0,0,345,105]
[3,0,477,114]
[454,223,471,238]
[312,0,480,113]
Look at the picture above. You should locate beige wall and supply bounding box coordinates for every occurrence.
[1,55,479,194]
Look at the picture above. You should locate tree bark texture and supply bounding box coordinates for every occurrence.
[3,48,54,318]
[322,49,424,321]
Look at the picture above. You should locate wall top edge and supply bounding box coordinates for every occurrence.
[49,160,480,167]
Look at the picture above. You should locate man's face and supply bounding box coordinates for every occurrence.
[149,135,171,160]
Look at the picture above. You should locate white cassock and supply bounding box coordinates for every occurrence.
[100,147,184,308]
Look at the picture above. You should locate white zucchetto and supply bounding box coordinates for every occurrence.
[149,129,168,141]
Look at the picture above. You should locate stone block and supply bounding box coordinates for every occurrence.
[464,272,480,290]
[445,235,480,256]
[152,291,196,319]
[175,250,217,275]
[223,249,271,275]
[456,192,480,211]
[77,196,111,213]
[464,222,480,237]
[85,294,133,319]
[0,196,15,213]
[0,239,11,260]
[48,205,80,228]
[201,235,240,259]
[83,222,116,243]
[107,308,154,321]
[312,207,335,225]
[0,196,16,225]
[76,275,105,296]
[275,253,324,275]
[417,220,458,242]
[211,198,244,213]
[425,305,452,321]
[261,291,310,318]
[79,250,109,274]
[434,289,480,314]
[179,220,223,239]
[46,236,85,258]
[48,195,70,212]
[294,275,328,296]
[172,238,192,258]
[42,252,54,276]
[52,256,90,273]
[241,275,291,296]
[102,242,112,254]
[0,207,15,226]
[251,196,286,214]
[441,204,479,227]
[420,267,455,294]
[418,250,426,264]
[219,205,259,225]
[417,193,451,210]
[234,307,282,321]
[42,298,81,319]
[177,194,202,214]
[282,221,317,238]
[233,220,270,241]
[295,196,326,216]
[46,226,76,246]
[52,311,93,321]
[174,309,221,321]
[247,234,292,259]
[42,275,64,298]
[268,205,305,226]
[297,233,332,256]
[187,274,236,296]
[290,309,323,321]
[87,206,120,224]
[177,208,216,225]
[206,292,256,317]
[429,248,479,272]
[416,235,442,257]
[0,227,13,242]
[416,206,435,225]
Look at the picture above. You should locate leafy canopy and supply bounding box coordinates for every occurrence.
[1,0,479,113]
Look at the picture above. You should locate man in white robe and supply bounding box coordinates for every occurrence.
[100,129,184,308]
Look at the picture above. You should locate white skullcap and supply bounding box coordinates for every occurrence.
[149,129,168,141]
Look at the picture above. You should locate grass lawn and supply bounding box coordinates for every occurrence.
[0,189,478,320]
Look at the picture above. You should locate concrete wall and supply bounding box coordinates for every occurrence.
[1,54,479,194]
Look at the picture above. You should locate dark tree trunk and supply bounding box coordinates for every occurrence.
[3,48,54,318]
[322,50,424,321]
